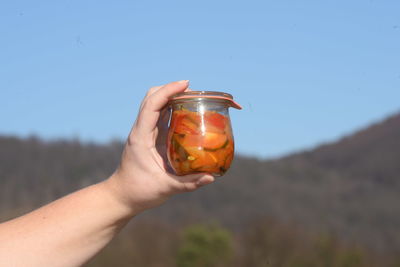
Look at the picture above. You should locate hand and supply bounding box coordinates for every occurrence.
[105,80,215,213]
[0,80,215,267]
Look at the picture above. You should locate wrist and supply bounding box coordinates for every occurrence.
[98,174,142,219]
[103,169,173,214]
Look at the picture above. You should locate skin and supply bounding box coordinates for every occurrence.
[0,80,215,267]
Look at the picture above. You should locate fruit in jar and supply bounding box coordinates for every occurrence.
[168,109,234,176]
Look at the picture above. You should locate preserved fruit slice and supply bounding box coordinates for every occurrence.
[180,161,191,174]
[174,118,199,135]
[185,147,218,170]
[175,134,202,148]
[204,112,226,130]
[223,151,234,170]
[202,132,228,150]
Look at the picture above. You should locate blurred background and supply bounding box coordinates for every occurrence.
[1,0,400,266]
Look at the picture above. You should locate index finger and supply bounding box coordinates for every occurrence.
[135,80,189,135]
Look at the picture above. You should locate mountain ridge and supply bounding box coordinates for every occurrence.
[1,113,400,252]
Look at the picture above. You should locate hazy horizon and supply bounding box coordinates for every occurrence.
[2,109,399,160]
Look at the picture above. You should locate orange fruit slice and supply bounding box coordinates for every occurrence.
[203,132,228,150]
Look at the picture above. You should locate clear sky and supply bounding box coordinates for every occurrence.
[1,0,399,158]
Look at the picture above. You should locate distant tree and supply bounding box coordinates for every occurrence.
[240,218,303,267]
[314,233,339,267]
[390,257,400,267]
[336,247,365,267]
[176,223,233,267]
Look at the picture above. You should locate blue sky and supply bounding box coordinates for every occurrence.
[1,0,399,158]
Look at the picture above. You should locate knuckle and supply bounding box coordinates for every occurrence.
[182,182,196,192]
[143,97,155,109]
[127,129,140,146]
[127,135,137,146]
[146,86,161,97]
[158,184,172,198]
[149,86,158,94]
[171,182,183,193]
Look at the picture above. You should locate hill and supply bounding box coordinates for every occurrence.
[1,113,400,255]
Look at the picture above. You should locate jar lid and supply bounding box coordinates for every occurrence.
[170,91,242,110]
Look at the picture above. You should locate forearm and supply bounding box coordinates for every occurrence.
[0,177,136,267]
[0,81,214,267]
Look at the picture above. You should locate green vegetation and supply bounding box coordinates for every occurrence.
[84,219,388,267]
[176,223,233,267]
[239,219,376,267]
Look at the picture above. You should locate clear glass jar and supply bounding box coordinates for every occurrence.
[167,91,241,176]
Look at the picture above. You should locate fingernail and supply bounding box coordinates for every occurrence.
[196,176,214,186]
[178,80,189,84]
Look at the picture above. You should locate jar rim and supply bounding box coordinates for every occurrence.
[169,90,242,109]
[172,91,233,99]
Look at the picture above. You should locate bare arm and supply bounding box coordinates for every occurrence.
[0,80,214,267]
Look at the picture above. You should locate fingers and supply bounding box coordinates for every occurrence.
[169,173,215,193]
[139,85,163,111]
[195,175,215,186]
[147,80,189,111]
[136,80,189,136]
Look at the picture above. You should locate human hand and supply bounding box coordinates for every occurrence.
[0,81,215,267]
[105,80,215,213]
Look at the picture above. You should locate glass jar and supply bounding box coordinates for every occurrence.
[167,91,242,176]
